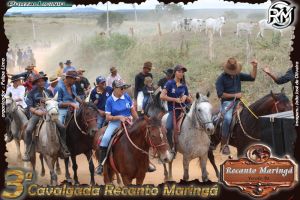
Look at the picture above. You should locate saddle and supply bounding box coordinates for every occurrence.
[34,119,45,137]
[213,101,243,138]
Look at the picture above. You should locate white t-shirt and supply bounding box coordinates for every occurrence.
[106,74,122,87]
[6,85,27,108]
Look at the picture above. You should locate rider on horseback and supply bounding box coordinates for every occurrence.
[22,74,71,161]
[90,76,113,129]
[215,57,257,155]
[95,80,141,175]
[160,65,192,155]
[5,74,27,142]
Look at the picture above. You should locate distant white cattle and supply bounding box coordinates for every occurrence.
[236,22,257,37]
[190,18,205,33]
[257,19,283,38]
[171,18,193,32]
[205,17,226,37]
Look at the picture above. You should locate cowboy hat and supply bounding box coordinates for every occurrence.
[77,68,85,73]
[65,71,79,79]
[163,68,174,76]
[11,75,24,82]
[49,75,59,83]
[143,61,155,70]
[223,57,242,76]
[32,74,48,84]
[39,71,47,77]
[65,60,72,65]
[25,65,35,70]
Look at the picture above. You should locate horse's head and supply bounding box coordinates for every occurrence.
[144,88,168,119]
[5,92,17,113]
[44,92,59,121]
[192,92,214,134]
[270,88,292,113]
[79,102,98,136]
[145,116,173,163]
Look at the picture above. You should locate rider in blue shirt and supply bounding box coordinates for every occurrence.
[160,65,192,154]
[90,76,113,128]
[95,79,138,175]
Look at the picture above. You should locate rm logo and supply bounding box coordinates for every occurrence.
[268,1,295,29]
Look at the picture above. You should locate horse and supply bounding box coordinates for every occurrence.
[29,93,61,186]
[210,89,292,158]
[161,92,215,182]
[5,93,28,160]
[99,115,173,185]
[64,102,99,185]
[5,92,62,176]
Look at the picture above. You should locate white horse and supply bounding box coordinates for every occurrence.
[162,92,215,182]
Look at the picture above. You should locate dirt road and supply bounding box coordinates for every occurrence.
[6,140,236,185]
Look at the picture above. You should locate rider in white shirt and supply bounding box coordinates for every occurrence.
[6,75,27,108]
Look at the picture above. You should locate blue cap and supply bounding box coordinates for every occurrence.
[96,76,106,84]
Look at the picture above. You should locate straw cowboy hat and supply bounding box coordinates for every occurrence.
[49,75,59,83]
[223,57,242,76]
[25,65,36,70]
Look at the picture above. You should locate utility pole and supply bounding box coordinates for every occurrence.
[106,1,109,34]
[133,3,137,24]
[32,20,36,41]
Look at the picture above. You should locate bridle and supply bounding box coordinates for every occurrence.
[74,104,97,135]
[122,116,168,156]
[193,100,213,130]
[273,100,280,113]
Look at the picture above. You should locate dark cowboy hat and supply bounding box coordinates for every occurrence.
[223,57,242,76]
[174,64,187,72]
[11,74,24,82]
[112,79,131,89]
[39,71,47,77]
[77,68,85,73]
[143,61,154,70]
[65,71,79,79]
[32,74,48,85]
[64,60,72,65]
[163,68,174,76]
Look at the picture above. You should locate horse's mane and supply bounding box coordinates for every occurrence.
[249,92,290,111]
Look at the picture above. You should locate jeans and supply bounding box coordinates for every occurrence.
[97,115,106,129]
[58,109,68,124]
[142,95,150,110]
[166,110,181,149]
[221,100,237,139]
[100,120,121,148]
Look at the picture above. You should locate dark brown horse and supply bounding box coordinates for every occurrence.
[98,116,173,185]
[64,102,99,185]
[209,90,292,177]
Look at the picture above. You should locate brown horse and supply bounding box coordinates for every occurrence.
[97,116,173,185]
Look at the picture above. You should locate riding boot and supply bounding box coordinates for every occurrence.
[220,137,230,155]
[148,161,156,172]
[95,147,108,175]
[23,131,33,161]
[56,121,71,158]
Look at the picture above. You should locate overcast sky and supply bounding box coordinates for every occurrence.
[7,0,271,12]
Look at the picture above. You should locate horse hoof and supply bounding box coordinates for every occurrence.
[90,181,95,186]
[203,179,212,183]
[40,171,45,177]
[75,181,80,186]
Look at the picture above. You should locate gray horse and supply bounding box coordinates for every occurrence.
[5,93,28,160]
[30,93,61,186]
[162,92,214,182]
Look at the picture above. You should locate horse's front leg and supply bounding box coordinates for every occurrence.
[168,160,174,181]
[163,163,169,182]
[39,154,45,177]
[14,139,21,160]
[55,159,61,175]
[84,151,95,185]
[199,154,209,182]
[136,173,146,185]
[183,155,190,181]
[208,150,219,179]
[44,155,57,186]
[71,156,79,185]
[64,157,72,183]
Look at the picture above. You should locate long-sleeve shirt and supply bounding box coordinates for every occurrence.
[215,72,255,101]
[134,72,153,99]
[6,85,27,108]
[55,79,78,109]
[25,87,53,110]
[275,68,295,85]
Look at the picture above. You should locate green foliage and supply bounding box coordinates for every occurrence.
[247,12,266,21]
[97,12,125,28]
[154,3,184,16]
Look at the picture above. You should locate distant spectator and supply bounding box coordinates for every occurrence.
[47,76,59,95]
[63,60,76,74]
[56,62,64,77]
[75,68,91,100]
[158,68,174,89]
[106,66,122,87]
